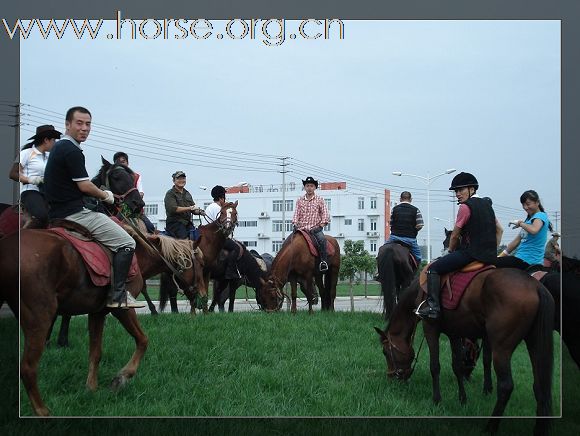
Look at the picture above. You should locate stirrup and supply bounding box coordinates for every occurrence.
[415,300,439,319]
[319,261,329,272]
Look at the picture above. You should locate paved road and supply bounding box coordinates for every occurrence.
[0,296,383,318]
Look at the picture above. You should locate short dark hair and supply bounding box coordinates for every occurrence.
[113,151,129,163]
[400,191,412,201]
[65,106,91,122]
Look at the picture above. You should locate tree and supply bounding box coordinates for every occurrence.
[340,240,374,310]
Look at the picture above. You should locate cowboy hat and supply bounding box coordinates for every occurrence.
[302,176,319,188]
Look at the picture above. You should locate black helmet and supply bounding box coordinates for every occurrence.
[211,185,226,200]
[449,172,478,191]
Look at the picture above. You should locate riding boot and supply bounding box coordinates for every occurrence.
[106,247,145,309]
[317,235,329,272]
[416,271,441,319]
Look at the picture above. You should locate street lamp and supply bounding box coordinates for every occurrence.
[433,216,452,226]
[392,168,456,262]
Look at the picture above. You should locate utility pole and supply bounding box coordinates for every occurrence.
[280,157,289,239]
[553,211,560,232]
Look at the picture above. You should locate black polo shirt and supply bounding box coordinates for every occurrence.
[44,137,90,219]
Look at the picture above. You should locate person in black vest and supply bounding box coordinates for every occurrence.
[416,172,503,320]
[384,191,423,263]
[43,106,144,309]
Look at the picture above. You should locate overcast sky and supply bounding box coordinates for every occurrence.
[20,20,560,248]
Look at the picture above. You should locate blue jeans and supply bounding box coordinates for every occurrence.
[386,235,422,263]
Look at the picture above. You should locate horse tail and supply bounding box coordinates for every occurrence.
[378,245,396,319]
[526,282,555,419]
[158,272,171,312]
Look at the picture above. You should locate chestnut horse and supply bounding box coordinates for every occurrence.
[263,231,340,313]
[374,267,554,435]
[376,242,417,319]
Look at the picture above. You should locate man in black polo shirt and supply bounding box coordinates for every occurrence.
[384,191,424,264]
[43,106,144,309]
[163,171,204,239]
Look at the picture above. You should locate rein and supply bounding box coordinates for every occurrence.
[384,314,423,379]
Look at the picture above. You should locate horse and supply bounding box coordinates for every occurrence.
[376,241,418,319]
[374,266,554,435]
[207,249,274,312]
[0,160,153,416]
[263,230,340,313]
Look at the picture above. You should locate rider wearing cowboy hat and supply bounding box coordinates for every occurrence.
[292,176,331,272]
[416,172,502,320]
[205,185,242,279]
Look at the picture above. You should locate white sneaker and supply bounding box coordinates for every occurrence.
[107,293,145,309]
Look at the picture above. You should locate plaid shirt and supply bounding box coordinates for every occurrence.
[292,193,330,231]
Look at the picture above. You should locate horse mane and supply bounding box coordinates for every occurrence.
[156,236,194,270]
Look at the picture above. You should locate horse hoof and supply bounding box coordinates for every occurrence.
[110,374,128,391]
[35,406,50,417]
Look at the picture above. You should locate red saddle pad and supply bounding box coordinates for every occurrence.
[441,266,495,310]
[297,229,336,258]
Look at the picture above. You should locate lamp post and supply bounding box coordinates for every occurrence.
[392,169,456,262]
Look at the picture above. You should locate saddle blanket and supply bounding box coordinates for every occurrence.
[48,227,140,287]
[420,262,495,310]
[297,229,336,258]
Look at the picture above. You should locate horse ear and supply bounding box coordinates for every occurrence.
[234,200,238,207]
[444,227,448,232]
[374,326,388,341]
[101,156,112,167]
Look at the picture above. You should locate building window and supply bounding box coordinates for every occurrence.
[285,220,293,232]
[242,241,257,247]
[323,222,331,232]
[358,219,365,231]
[272,200,283,212]
[358,197,364,209]
[285,200,294,211]
[272,241,283,252]
[238,221,258,227]
[344,218,352,225]
[324,198,331,211]
[370,197,377,209]
[370,218,377,231]
[272,220,283,232]
[143,204,158,215]
[370,240,377,252]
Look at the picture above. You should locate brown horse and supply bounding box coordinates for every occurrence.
[376,242,418,319]
[375,268,554,434]
[263,231,340,313]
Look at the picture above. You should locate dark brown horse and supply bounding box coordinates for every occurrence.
[375,268,554,435]
[263,231,340,313]
[376,242,417,319]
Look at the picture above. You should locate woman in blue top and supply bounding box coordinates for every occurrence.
[495,190,552,269]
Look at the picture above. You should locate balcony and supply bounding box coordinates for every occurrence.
[258,212,269,219]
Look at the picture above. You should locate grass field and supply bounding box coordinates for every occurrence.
[1,310,577,435]
[140,282,382,302]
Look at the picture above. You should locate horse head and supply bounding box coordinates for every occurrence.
[215,200,239,235]
[443,227,452,250]
[260,276,285,312]
[374,326,415,381]
[95,156,145,216]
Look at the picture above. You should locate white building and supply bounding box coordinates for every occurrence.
[143,181,392,256]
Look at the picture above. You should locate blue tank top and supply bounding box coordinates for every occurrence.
[515,211,549,265]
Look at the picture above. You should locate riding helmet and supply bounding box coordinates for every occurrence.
[449,172,479,191]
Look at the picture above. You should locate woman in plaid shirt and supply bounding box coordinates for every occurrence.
[292,176,330,272]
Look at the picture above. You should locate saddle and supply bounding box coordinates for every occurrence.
[419,261,495,310]
[296,229,336,258]
[48,220,140,287]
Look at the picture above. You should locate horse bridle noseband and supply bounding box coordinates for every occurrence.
[383,317,424,379]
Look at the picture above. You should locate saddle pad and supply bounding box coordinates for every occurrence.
[297,229,336,257]
[0,206,23,238]
[442,266,495,310]
[48,227,140,287]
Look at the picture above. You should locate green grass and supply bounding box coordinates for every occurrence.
[139,282,382,302]
[1,313,578,434]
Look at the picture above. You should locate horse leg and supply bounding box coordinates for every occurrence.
[86,312,106,391]
[21,311,54,416]
[45,314,58,347]
[482,337,493,395]
[109,309,149,390]
[140,283,158,315]
[228,282,237,312]
[169,278,179,314]
[449,336,467,405]
[315,275,326,310]
[57,315,71,348]
[424,323,442,404]
[290,280,298,314]
[485,351,514,434]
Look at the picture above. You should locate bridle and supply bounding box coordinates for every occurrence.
[101,165,140,208]
[265,274,287,312]
[383,316,424,380]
